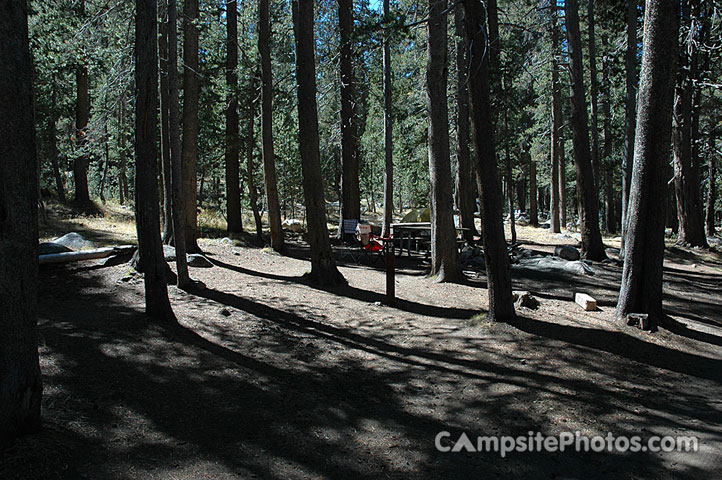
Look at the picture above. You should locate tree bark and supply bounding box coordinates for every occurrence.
[621,0,637,253]
[338,0,361,237]
[454,4,478,244]
[225,0,242,233]
[0,0,43,447]
[167,0,191,288]
[292,0,346,285]
[182,0,201,252]
[427,0,461,283]
[617,0,680,329]
[505,147,516,245]
[672,0,707,248]
[564,0,607,260]
[706,135,716,237]
[667,170,679,234]
[587,0,600,191]
[560,129,567,228]
[135,0,175,320]
[602,50,616,234]
[486,0,500,101]
[517,175,526,213]
[528,146,537,227]
[159,12,174,243]
[463,0,515,322]
[381,0,394,239]
[72,0,91,205]
[118,93,129,205]
[549,2,561,233]
[48,79,66,202]
[74,72,91,203]
[99,104,110,203]
[259,0,284,251]
[246,73,263,242]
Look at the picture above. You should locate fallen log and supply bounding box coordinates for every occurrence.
[39,245,136,265]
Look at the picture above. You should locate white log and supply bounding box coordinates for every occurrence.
[39,245,136,265]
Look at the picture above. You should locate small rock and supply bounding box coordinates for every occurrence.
[187,254,213,268]
[232,249,241,256]
[220,237,235,245]
[605,247,621,258]
[626,313,650,330]
[374,301,382,306]
[555,245,581,261]
[219,308,231,317]
[513,290,539,309]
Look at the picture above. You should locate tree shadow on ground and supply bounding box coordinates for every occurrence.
[209,257,479,320]
[7,253,721,479]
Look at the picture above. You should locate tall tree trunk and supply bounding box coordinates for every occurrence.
[48,79,66,202]
[246,73,263,242]
[338,0,360,237]
[517,175,526,213]
[505,147,516,245]
[560,129,567,228]
[587,0,600,191]
[99,105,110,203]
[706,135,716,237]
[159,12,173,243]
[549,2,561,233]
[259,0,284,251]
[118,93,129,205]
[463,0,515,322]
[617,0,679,329]
[602,50,616,234]
[672,7,707,247]
[667,172,679,233]
[672,0,707,248]
[182,0,201,252]
[135,0,175,319]
[564,0,607,260]
[528,147,537,227]
[225,0,242,233]
[381,0,394,239]
[167,0,191,288]
[621,0,638,253]
[72,0,91,205]
[74,72,91,203]
[454,4,478,244]
[292,0,345,285]
[427,0,461,283]
[486,0,500,100]
[0,0,43,447]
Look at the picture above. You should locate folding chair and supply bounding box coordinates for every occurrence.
[338,220,383,265]
[341,219,358,244]
[338,219,360,263]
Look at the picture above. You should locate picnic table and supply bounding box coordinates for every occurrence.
[390,222,470,256]
[390,222,431,256]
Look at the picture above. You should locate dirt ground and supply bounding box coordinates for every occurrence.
[3,207,722,479]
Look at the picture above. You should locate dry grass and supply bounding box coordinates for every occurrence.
[39,200,136,245]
